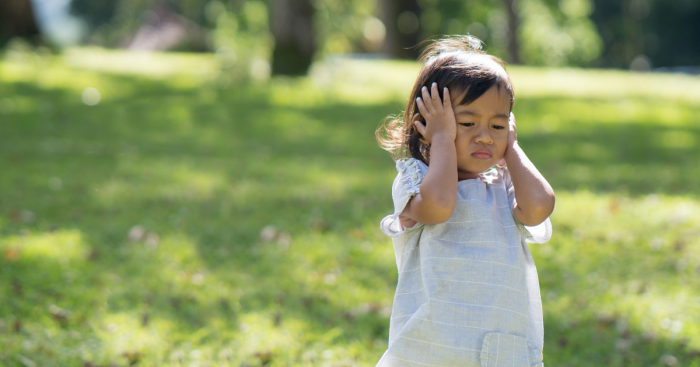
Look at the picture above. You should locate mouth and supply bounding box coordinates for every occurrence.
[471,149,492,160]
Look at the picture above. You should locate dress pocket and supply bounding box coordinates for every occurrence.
[479,332,543,367]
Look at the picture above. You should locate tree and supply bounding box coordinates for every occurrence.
[380,0,423,59]
[502,0,521,64]
[69,0,208,49]
[269,0,316,75]
[0,0,41,47]
[590,0,700,69]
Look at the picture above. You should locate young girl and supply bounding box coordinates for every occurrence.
[375,36,555,367]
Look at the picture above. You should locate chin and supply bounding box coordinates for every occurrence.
[478,162,497,172]
[459,165,491,176]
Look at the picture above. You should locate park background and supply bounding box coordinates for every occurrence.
[1,0,700,366]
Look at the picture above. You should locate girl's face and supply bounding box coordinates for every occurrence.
[450,85,511,180]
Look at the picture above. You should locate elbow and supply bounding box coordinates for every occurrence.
[424,212,453,225]
[413,188,457,224]
[421,200,456,224]
[519,213,548,227]
[520,201,554,226]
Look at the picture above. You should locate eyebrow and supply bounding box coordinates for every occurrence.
[455,111,510,119]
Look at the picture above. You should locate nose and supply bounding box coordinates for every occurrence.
[473,125,493,145]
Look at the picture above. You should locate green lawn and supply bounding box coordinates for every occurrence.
[1,47,700,366]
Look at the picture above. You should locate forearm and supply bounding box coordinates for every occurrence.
[405,135,457,224]
[504,142,555,226]
[421,135,458,206]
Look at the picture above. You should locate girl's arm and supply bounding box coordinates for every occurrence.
[400,83,458,226]
[503,114,555,226]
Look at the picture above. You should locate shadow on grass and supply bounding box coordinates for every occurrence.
[1,74,699,365]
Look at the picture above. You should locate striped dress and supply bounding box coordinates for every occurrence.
[378,158,552,367]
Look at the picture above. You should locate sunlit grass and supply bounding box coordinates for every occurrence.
[1,48,699,366]
[62,47,220,79]
[1,230,87,263]
[509,66,700,103]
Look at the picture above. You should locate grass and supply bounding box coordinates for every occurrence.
[1,47,700,367]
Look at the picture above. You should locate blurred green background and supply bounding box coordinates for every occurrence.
[1,0,700,366]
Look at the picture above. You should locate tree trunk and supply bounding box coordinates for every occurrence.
[380,0,423,59]
[503,0,521,64]
[270,0,316,75]
[0,0,41,46]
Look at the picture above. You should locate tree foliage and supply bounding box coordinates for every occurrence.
[64,0,700,70]
[590,0,700,69]
[518,0,603,66]
[69,0,208,47]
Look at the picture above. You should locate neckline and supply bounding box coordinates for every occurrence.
[458,167,497,184]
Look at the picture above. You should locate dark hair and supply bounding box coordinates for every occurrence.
[376,35,514,163]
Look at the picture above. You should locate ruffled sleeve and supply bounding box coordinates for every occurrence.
[380,158,428,237]
[524,217,552,243]
[502,167,553,244]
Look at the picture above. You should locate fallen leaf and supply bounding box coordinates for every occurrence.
[49,304,71,325]
[274,312,282,327]
[145,232,159,249]
[4,248,20,261]
[254,350,273,365]
[311,219,328,231]
[12,280,22,296]
[277,232,291,249]
[260,225,277,242]
[17,354,36,367]
[609,198,620,214]
[87,248,100,261]
[674,240,686,252]
[128,226,146,242]
[559,336,569,347]
[122,351,141,366]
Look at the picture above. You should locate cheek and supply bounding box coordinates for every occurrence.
[454,128,468,139]
[492,132,508,153]
[493,129,509,143]
[494,128,509,139]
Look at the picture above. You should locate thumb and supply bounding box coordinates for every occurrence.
[413,119,429,144]
[412,113,425,134]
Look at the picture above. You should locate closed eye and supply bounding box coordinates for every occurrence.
[492,125,505,130]
[459,122,474,127]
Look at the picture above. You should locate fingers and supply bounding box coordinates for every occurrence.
[413,116,428,144]
[413,118,426,136]
[507,112,517,145]
[420,85,435,114]
[416,95,429,118]
[442,87,451,109]
[412,113,422,124]
[430,83,441,108]
[418,82,445,114]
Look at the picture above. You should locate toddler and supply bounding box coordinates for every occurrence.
[375,36,555,367]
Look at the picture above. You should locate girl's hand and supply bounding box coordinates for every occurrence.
[497,113,518,167]
[413,83,457,145]
[507,112,518,147]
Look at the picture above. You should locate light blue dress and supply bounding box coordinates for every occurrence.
[377,158,552,367]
